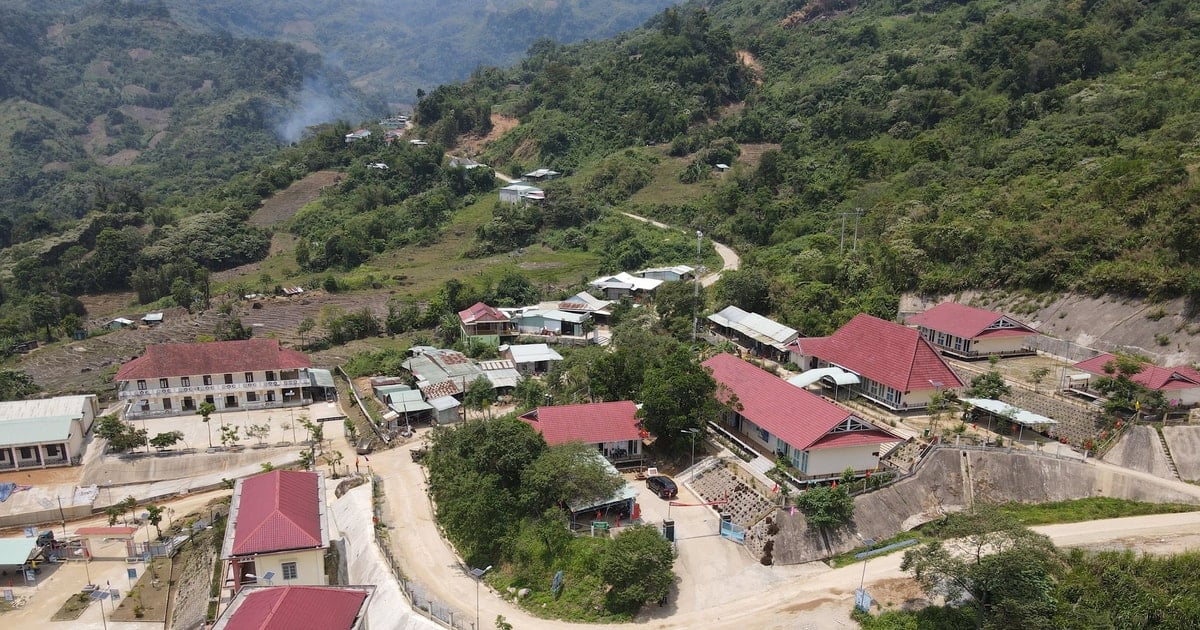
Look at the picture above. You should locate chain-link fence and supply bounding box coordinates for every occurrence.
[371,476,473,630]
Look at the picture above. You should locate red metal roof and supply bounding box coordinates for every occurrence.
[519,401,641,445]
[704,353,886,451]
[800,314,963,393]
[906,302,1036,340]
[1074,354,1200,391]
[224,586,367,630]
[115,339,311,381]
[458,302,509,324]
[230,471,324,556]
[808,430,898,450]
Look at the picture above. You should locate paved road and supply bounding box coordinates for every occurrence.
[369,434,1200,630]
[618,211,741,287]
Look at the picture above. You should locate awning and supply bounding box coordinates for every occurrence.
[308,368,335,388]
[787,367,860,388]
[961,398,1057,426]
[0,538,37,566]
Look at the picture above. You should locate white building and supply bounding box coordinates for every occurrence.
[0,395,99,470]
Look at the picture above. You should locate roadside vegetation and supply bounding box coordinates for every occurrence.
[854,504,1200,629]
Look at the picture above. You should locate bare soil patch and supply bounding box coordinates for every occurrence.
[80,115,111,155]
[42,161,71,173]
[737,143,780,168]
[118,105,170,131]
[457,113,519,155]
[79,291,138,321]
[248,169,341,227]
[281,20,316,36]
[736,50,763,84]
[147,130,168,149]
[100,148,142,167]
[127,48,153,61]
[112,557,171,621]
[0,465,83,486]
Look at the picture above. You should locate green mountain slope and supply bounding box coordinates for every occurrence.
[115,0,685,106]
[0,0,378,223]
[425,0,1200,332]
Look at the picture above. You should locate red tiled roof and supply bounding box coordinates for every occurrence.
[224,586,367,630]
[458,302,509,324]
[520,401,641,445]
[230,470,324,556]
[703,353,891,451]
[800,314,963,393]
[1074,354,1200,391]
[906,303,1036,340]
[808,430,899,450]
[115,339,311,381]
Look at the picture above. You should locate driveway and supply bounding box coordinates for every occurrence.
[617,211,740,287]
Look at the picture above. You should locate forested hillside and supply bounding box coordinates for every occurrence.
[417,0,1200,334]
[0,0,377,222]
[14,0,686,106]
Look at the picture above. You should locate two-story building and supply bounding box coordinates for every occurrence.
[115,339,312,419]
[221,470,329,596]
[458,302,516,346]
[214,585,373,630]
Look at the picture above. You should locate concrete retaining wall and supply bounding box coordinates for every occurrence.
[331,484,439,630]
[1163,426,1200,481]
[1100,425,1174,479]
[772,448,1200,565]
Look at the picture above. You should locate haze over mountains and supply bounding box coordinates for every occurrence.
[13,0,685,107]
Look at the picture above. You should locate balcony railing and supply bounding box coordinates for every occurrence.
[119,378,309,400]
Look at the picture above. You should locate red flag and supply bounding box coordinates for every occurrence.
[771,483,779,493]
[831,481,837,489]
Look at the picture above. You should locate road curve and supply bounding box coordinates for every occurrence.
[618,211,741,287]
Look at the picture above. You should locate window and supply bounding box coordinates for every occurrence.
[137,380,147,391]
[163,399,172,410]
[19,447,34,459]
[203,375,213,386]
[224,374,234,385]
[244,372,254,383]
[159,378,169,389]
[46,444,59,456]
[266,371,276,382]
[246,392,257,402]
[265,391,276,402]
[281,561,298,580]
[756,427,770,442]
[181,377,190,387]
[204,395,215,405]
[225,395,237,407]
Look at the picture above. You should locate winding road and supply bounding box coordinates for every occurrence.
[618,211,740,287]
[370,440,1200,630]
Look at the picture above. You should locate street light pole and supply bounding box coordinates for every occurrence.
[471,565,492,630]
[682,428,700,480]
[692,230,702,342]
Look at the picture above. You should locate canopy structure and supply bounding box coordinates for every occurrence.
[787,367,861,389]
[0,538,38,566]
[961,398,1057,426]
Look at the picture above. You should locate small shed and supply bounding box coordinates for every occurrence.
[429,395,461,425]
[503,344,564,375]
[141,313,164,326]
[109,317,135,330]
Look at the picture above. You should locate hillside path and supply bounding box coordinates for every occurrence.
[618,211,740,286]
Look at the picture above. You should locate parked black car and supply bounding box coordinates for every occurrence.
[646,475,678,499]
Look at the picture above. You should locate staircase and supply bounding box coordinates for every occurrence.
[1155,426,1182,481]
[747,455,774,477]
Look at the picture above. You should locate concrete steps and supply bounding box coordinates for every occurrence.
[1156,426,1182,481]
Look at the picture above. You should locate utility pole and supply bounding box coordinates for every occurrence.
[692,230,702,342]
[838,209,864,256]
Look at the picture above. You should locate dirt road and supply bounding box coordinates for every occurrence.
[371,439,1200,630]
[617,211,740,287]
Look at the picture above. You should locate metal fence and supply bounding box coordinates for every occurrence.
[371,475,471,630]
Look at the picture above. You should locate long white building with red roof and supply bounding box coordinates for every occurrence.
[115,339,312,419]
[703,353,901,479]
[906,302,1037,359]
[788,313,963,411]
[214,585,373,630]
[221,470,329,596]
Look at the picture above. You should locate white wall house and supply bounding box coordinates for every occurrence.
[0,395,99,470]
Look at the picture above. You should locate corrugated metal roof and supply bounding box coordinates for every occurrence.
[708,306,798,349]
[429,396,461,412]
[0,396,94,422]
[308,368,335,388]
[961,398,1057,426]
[0,416,77,447]
[482,368,521,389]
[506,344,563,364]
